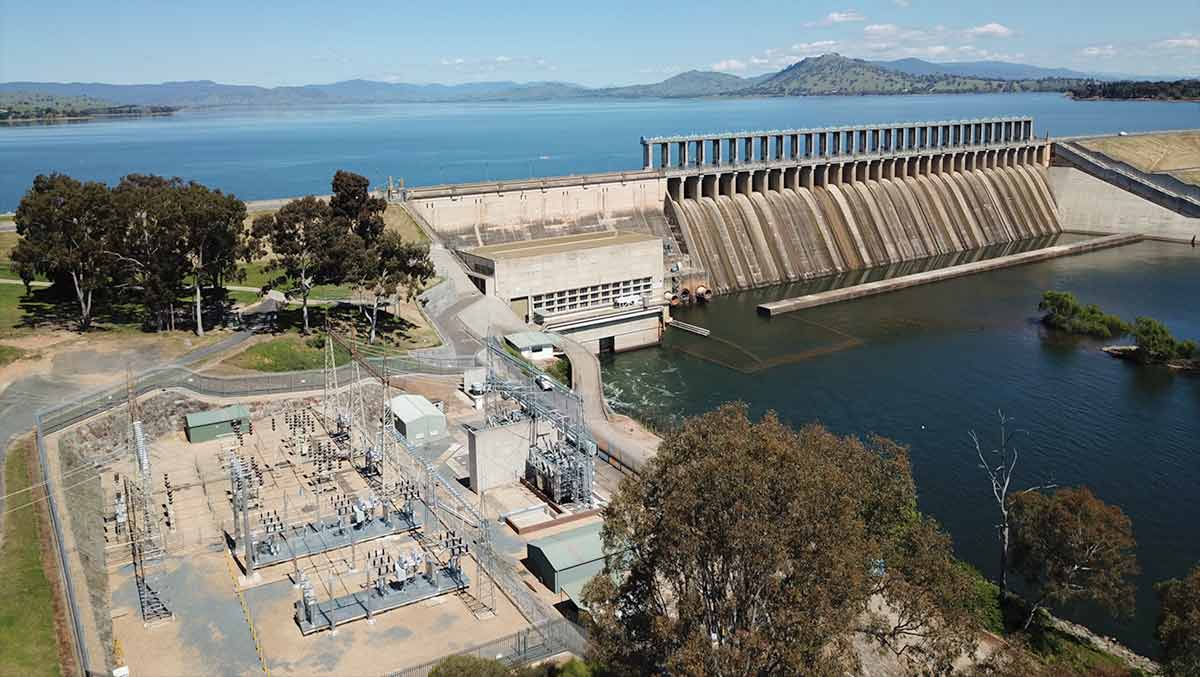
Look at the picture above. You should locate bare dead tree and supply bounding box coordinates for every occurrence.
[970,411,1055,598]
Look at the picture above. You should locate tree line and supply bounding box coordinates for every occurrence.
[12,170,432,339]
[566,404,1200,676]
[1068,80,1200,101]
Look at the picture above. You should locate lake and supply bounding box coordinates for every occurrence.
[601,240,1200,655]
[2,93,1200,211]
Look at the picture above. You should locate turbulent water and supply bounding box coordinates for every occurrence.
[671,165,1061,292]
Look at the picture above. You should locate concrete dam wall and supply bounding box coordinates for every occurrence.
[670,160,1060,293]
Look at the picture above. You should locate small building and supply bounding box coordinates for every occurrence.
[525,521,606,604]
[504,331,557,361]
[387,394,447,442]
[185,405,251,443]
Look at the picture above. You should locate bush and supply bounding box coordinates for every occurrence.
[1038,291,1129,339]
[957,562,1004,635]
[429,655,510,677]
[1132,317,1196,363]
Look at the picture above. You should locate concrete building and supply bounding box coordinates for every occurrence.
[185,405,250,443]
[525,521,606,604]
[504,331,557,360]
[457,230,669,354]
[387,394,447,442]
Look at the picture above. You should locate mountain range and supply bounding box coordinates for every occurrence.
[0,54,1159,108]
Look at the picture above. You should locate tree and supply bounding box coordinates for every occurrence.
[251,196,349,332]
[110,174,188,331]
[1037,291,1129,339]
[584,403,978,676]
[1131,317,1196,363]
[352,230,434,344]
[330,170,386,242]
[176,182,247,335]
[13,173,123,331]
[1156,565,1200,677]
[428,654,510,677]
[970,412,1054,600]
[1008,487,1139,630]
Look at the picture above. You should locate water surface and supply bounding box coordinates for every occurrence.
[3,93,1199,211]
[602,241,1200,654]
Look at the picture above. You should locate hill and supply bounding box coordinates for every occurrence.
[0,91,176,121]
[1,54,1094,108]
[871,58,1093,81]
[600,70,751,97]
[741,54,1084,96]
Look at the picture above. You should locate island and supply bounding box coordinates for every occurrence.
[0,92,176,122]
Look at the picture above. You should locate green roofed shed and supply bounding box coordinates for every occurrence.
[525,521,605,595]
[185,405,250,443]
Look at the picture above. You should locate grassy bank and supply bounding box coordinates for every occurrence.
[0,439,64,677]
[223,334,349,372]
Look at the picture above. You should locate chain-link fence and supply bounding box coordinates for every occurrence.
[385,619,588,677]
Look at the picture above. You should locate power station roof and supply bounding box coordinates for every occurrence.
[466,230,659,261]
[527,521,605,572]
[185,405,250,428]
[387,394,443,423]
[505,331,556,351]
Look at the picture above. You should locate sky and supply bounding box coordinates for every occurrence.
[1,0,1197,86]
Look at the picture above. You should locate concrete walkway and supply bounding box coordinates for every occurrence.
[759,233,1143,316]
[555,336,660,472]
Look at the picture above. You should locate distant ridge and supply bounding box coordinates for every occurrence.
[0,53,1127,107]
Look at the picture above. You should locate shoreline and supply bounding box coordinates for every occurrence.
[0,111,177,125]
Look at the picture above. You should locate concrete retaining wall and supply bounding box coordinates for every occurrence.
[1049,167,1199,241]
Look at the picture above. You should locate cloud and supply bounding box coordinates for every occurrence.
[805,10,865,27]
[792,40,839,52]
[1080,45,1118,57]
[893,0,911,6]
[964,22,1013,38]
[1155,36,1200,49]
[494,56,512,63]
[864,24,899,37]
[711,59,748,72]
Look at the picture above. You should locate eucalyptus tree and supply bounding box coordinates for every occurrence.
[176,182,247,335]
[1157,565,1200,677]
[252,196,349,332]
[330,170,386,242]
[110,174,188,330]
[1008,486,1139,630]
[13,173,123,331]
[585,403,978,676]
[351,230,434,344]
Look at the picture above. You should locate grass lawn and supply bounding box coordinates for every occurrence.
[224,334,350,372]
[235,261,355,301]
[384,204,429,243]
[0,344,25,367]
[0,439,64,677]
[221,301,440,372]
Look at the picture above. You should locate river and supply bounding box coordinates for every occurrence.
[601,239,1199,655]
[2,93,1200,212]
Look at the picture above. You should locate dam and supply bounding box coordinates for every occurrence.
[405,116,1060,302]
[649,117,1059,293]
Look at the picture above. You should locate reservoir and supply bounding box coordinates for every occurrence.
[601,239,1199,655]
[3,92,1200,211]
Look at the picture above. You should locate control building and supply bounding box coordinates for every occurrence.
[457,230,668,354]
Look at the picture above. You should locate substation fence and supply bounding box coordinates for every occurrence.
[385,619,588,677]
[32,351,477,676]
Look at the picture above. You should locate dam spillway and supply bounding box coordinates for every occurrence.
[650,118,1060,293]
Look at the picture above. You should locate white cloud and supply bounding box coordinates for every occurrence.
[1080,45,1118,57]
[792,40,839,52]
[494,56,512,63]
[805,10,865,27]
[964,23,1013,38]
[711,59,748,72]
[893,0,911,6]
[864,24,899,36]
[1155,36,1200,49]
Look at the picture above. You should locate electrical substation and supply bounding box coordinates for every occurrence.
[41,328,613,675]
